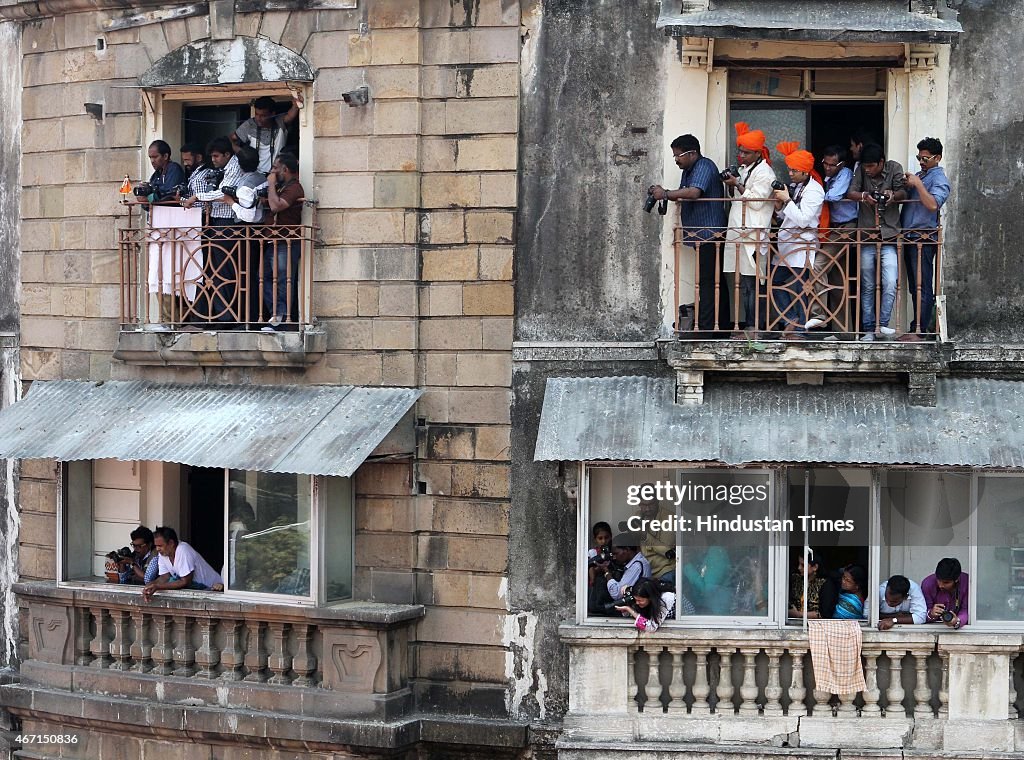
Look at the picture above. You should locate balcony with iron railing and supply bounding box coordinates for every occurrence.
[114,202,326,366]
[663,199,945,405]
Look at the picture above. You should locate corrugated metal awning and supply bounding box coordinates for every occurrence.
[0,381,421,477]
[658,2,963,43]
[534,376,1024,468]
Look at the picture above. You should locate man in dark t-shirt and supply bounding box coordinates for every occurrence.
[261,152,306,330]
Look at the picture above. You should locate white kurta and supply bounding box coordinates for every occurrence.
[723,160,776,276]
[775,179,824,269]
[147,205,204,301]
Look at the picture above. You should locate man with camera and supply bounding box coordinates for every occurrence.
[129,140,185,204]
[602,535,651,604]
[900,137,950,340]
[722,123,776,334]
[922,557,968,629]
[231,93,303,174]
[116,526,161,585]
[846,143,907,341]
[650,135,729,337]
[256,153,306,331]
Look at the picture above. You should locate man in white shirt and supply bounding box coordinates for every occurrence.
[143,526,223,600]
[231,94,302,174]
[723,123,776,334]
[877,574,928,630]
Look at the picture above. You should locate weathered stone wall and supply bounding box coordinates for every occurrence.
[13,0,519,730]
[944,0,1024,341]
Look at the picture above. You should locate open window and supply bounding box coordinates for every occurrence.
[60,459,353,605]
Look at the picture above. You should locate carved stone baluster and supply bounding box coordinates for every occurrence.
[75,606,94,666]
[938,651,950,718]
[836,691,858,716]
[861,649,882,716]
[89,608,111,668]
[643,647,663,712]
[914,649,933,718]
[1010,655,1019,720]
[788,649,807,717]
[194,618,220,679]
[267,622,292,685]
[627,647,638,711]
[691,647,712,716]
[885,650,906,718]
[244,621,268,682]
[171,615,195,677]
[108,610,131,671]
[763,647,783,716]
[150,615,174,676]
[219,620,244,681]
[666,646,686,713]
[129,610,151,673]
[291,624,317,687]
[739,649,759,715]
[715,648,736,715]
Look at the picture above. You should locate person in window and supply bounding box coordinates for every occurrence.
[586,521,613,587]
[632,488,676,584]
[179,143,213,206]
[682,543,730,614]
[231,93,303,174]
[877,573,928,629]
[846,142,907,341]
[260,152,306,331]
[615,578,693,632]
[789,550,834,619]
[142,526,224,600]
[770,141,826,339]
[129,140,185,204]
[602,535,651,604]
[922,557,968,629]
[649,134,729,337]
[118,525,160,585]
[900,137,951,340]
[833,564,868,620]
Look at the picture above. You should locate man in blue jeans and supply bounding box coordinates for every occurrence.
[260,153,305,331]
[900,137,950,340]
[847,143,907,341]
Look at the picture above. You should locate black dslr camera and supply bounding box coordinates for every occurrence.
[588,545,613,567]
[221,186,238,199]
[132,182,154,198]
[621,587,636,607]
[105,546,132,563]
[256,186,270,199]
[870,189,889,211]
[719,165,741,181]
[940,608,957,623]
[206,168,225,191]
[771,179,786,192]
[171,183,188,198]
[644,188,668,215]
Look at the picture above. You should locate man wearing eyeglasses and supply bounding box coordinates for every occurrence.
[650,134,729,337]
[118,525,161,585]
[806,146,859,334]
[900,137,950,340]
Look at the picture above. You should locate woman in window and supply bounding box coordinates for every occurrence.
[616,578,692,632]
[833,564,868,620]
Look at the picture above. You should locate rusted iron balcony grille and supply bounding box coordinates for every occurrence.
[118,203,318,331]
[671,198,942,341]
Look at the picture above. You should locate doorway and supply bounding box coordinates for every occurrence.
[183,99,301,158]
[185,465,225,574]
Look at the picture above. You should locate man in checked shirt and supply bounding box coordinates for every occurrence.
[183,137,245,325]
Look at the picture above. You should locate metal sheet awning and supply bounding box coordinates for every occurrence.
[535,377,1024,468]
[0,381,421,477]
[658,2,963,43]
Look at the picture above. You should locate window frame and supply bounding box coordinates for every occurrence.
[579,461,1024,632]
[55,460,354,608]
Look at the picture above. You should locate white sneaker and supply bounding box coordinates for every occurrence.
[804,317,826,330]
[859,333,875,342]
[260,325,276,333]
[879,325,896,337]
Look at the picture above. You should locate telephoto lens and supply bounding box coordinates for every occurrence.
[771,180,786,191]
[643,189,659,213]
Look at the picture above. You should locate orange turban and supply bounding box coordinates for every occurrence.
[735,122,770,162]
[776,141,830,235]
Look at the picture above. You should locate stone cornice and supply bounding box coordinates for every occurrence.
[0,0,188,21]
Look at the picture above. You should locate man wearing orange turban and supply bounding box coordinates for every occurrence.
[769,141,826,338]
[723,123,776,333]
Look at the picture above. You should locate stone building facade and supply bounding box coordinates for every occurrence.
[5,0,1024,759]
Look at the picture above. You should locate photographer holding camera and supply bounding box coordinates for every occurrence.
[846,143,907,341]
[179,143,214,209]
[119,526,160,585]
[259,153,305,330]
[129,140,185,204]
[922,557,968,629]
[615,578,688,632]
[723,123,776,333]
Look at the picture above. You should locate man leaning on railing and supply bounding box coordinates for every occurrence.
[260,153,306,332]
[900,137,950,341]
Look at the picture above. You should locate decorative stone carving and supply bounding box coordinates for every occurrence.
[908,45,938,71]
[680,37,711,69]
[29,603,72,664]
[321,631,382,693]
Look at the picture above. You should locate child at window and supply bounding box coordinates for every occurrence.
[587,522,613,587]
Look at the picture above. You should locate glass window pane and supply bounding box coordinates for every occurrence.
[729,104,807,186]
[977,475,1024,622]
[323,476,353,602]
[63,460,94,581]
[228,470,311,597]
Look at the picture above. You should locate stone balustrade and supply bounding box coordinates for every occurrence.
[12,581,422,723]
[561,624,1024,754]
